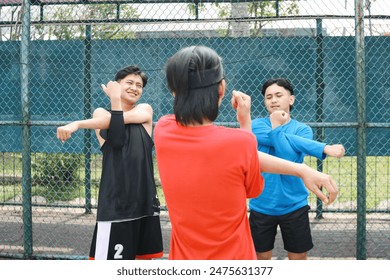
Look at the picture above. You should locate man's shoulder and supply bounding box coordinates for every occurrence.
[252,117,268,122]
[290,118,310,129]
[156,114,175,124]
[252,116,269,122]
[154,115,176,132]
[289,119,313,137]
[218,126,257,144]
[252,117,270,128]
[135,103,152,110]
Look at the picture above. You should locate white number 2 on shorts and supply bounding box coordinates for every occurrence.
[114,244,124,259]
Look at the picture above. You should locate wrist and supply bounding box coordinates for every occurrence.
[271,123,281,129]
[238,115,251,131]
[110,98,122,111]
[323,145,329,155]
[294,163,306,178]
[238,114,251,124]
[73,120,81,130]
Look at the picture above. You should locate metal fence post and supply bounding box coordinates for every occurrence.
[315,18,325,220]
[20,0,33,258]
[355,0,367,260]
[84,24,92,214]
[0,0,388,261]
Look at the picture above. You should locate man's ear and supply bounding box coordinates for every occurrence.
[172,91,176,97]
[218,79,226,99]
[289,94,295,106]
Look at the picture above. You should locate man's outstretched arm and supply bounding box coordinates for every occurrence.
[258,151,338,204]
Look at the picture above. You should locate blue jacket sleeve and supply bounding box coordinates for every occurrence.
[252,118,273,148]
[268,123,326,162]
[106,110,125,148]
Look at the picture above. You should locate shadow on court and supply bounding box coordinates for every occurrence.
[0,206,389,260]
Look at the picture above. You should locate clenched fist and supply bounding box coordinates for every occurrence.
[231,90,252,131]
[56,122,79,143]
[324,144,346,158]
[270,110,289,129]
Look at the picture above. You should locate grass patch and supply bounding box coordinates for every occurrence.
[1,152,389,209]
[305,156,390,208]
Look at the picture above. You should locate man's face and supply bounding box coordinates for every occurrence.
[263,83,295,114]
[118,74,144,104]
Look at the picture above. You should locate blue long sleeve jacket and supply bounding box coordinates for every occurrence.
[249,117,327,215]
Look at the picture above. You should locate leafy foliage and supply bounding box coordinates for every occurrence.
[32,153,82,201]
[33,4,139,40]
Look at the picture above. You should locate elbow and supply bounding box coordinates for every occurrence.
[109,140,125,148]
[93,107,107,118]
[107,134,125,148]
[247,188,263,199]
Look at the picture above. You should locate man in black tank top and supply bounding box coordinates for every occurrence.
[56,66,163,260]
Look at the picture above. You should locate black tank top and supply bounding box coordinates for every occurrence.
[96,113,160,221]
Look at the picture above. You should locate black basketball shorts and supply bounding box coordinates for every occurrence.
[89,215,163,260]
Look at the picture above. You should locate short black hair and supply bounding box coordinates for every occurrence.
[115,65,148,87]
[261,78,294,96]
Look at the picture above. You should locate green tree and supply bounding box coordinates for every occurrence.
[188,0,299,37]
[249,1,299,36]
[33,4,139,40]
[0,6,22,41]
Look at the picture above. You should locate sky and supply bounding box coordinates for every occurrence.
[0,0,389,37]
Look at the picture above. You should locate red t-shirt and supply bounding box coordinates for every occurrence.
[154,115,264,260]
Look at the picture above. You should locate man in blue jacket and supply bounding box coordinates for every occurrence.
[249,78,345,260]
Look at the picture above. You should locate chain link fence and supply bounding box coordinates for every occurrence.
[0,0,389,260]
